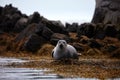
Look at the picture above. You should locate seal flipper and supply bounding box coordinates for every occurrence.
[72,53,79,59]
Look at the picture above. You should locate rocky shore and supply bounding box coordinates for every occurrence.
[0,2,120,78]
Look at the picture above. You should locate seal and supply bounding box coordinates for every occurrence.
[52,40,79,60]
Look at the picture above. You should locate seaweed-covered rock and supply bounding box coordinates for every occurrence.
[72,43,84,52]
[50,33,71,45]
[88,39,102,49]
[107,45,118,53]
[23,34,46,52]
[111,48,120,58]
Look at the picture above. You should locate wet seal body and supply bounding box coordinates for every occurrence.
[52,40,79,60]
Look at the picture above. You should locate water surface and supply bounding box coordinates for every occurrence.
[0,57,119,80]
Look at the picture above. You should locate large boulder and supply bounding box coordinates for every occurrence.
[23,34,46,52]
[15,23,38,42]
[104,24,117,37]
[94,23,105,39]
[41,19,68,35]
[15,22,54,42]
[88,39,103,49]
[0,14,21,32]
[77,23,96,38]
[14,22,53,52]
[66,22,78,32]
[35,23,54,40]
[28,12,42,24]
[92,0,120,26]
[13,17,28,33]
[0,4,22,32]
[2,4,22,16]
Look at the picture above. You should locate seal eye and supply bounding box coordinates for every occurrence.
[63,42,65,44]
[58,41,61,44]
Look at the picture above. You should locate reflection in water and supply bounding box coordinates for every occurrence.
[0,67,63,79]
[0,57,63,79]
[0,57,119,80]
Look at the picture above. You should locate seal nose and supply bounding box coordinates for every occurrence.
[60,44,63,48]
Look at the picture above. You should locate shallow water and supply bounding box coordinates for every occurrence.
[0,67,63,80]
[0,57,63,80]
[0,57,119,80]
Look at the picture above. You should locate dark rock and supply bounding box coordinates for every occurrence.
[107,45,118,53]
[92,0,120,25]
[42,19,68,35]
[22,14,28,18]
[88,39,102,49]
[116,30,120,40]
[2,4,22,16]
[0,19,14,32]
[101,0,110,7]
[28,12,41,24]
[15,22,54,42]
[14,22,54,52]
[77,24,86,37]
[104,24,117,37]
[72,43,84,52]
[50,33,71,45]
[77,23,96,38]
[0,6,3,15]
[0,30,4,34]
[79,36,89,44]
[0,4,22,32]
[111,48,120,58]
[94,23,105,39]
[109,1,120,11]
[66,23,78,32]
[117,34,120,40]
[23,34,46,52]
[80,39,88,44]
[91,7,106,23]
[15,23,38,42]
[35,23,54,40]
[13,17,28,33]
